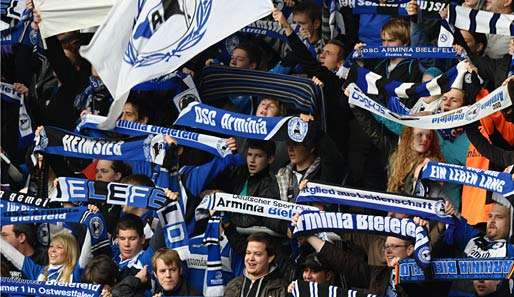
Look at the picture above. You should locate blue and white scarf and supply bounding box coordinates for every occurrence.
[353,46,458,60]
[0,277,102,297]
[351,0,409,16]
[0,189,50,208]
[157,202,189,259]
[398,257,514,282]
[34,126,169,165]
[50,177,169,210]
[174,102,295,141]
[1,206,109,254]
[347,82,512,129]
[447,4,514,36]
[202,215,224,297]
[76,114,231,158]
[421,161,514,196]
[352,59,471,99]
[291,279,377,297]
[325,0,346,38]
[195,192,317,222]
[73,76,111,112]
[1,82,34,149]
[293,211,431,269]
[298,182,453,223]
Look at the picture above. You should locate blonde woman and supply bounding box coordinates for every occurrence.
[1,231,81,282]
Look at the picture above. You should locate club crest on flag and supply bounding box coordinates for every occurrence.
[125,0,213,67]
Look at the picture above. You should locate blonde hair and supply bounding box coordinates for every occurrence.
[387,127,444,193]
[381,18,411,46]
[43,232,78,283]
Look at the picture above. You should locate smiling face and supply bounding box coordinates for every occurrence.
[302,267,332,284]
[155,258,181,291]
[410,128,433,154]
[486,203,510,240]
[245,241,274,280]
[48,239,67,265]
[383,237,413,267]
[117,229,145,260]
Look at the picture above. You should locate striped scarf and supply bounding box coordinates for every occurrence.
[447,4,514,36]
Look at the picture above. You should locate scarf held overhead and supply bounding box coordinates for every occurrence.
[195,192,317,221]
[50,177,169,210]
[293,211,431,269]
[298,182,452,223]
[347,83,513,129]
[174,102,301,141]
[34,126,169,165]
[76,114,231,158]
[421,161,514,196]
[447,4,514,36]
[353,46,458,59]
[398,258,514,282]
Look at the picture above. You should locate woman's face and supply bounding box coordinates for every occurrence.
[410,128,433,154]
[48,240,67,265]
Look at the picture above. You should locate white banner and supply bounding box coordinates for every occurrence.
[33,0,116,39]
[80,0,273,129]
[348,83,513,130]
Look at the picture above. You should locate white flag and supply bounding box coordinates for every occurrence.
[33,0,116,39]
[80,0,273,129]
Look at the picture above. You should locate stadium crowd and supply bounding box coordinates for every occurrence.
[1,0,514,297]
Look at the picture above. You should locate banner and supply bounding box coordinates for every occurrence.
[298,182,452,223]
[0,278,102,297]
[421,161,514,196]
[293,211,431,269]
[50,177,168,210]
[353,46,457,59]
[33,0,116,40]
[174,102,296,141]
[447,4,514,36]
[34,126,169,165]
[76,114,231,158]
[399,258,514,282]
[80,0,273,129]
[196,192,317,221]
[348,83,513,129]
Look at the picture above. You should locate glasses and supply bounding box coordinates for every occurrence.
[382,244,410,252]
